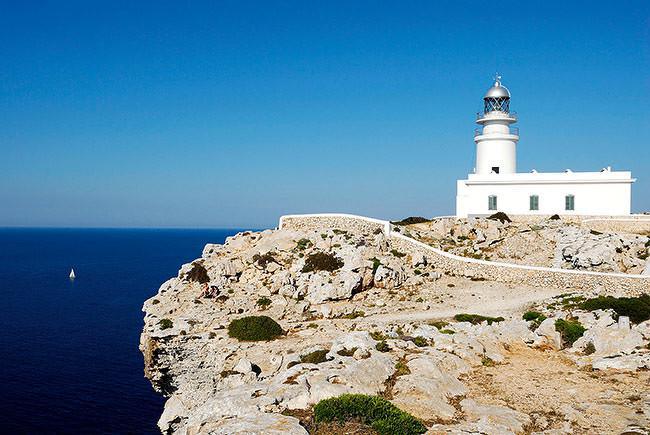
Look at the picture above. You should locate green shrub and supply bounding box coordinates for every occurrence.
[522,311,547,329]
[253,252,277,268]
[302,252,344,273]
[454,313,505,325]
[295,238,312,251]
[394,361,410,376]
[487,212,511,223]
[370,257,382,273]
[256,297,272,308]
[300,349,329,364]
[579,294,650,324]
[390,217,430,226]
[313,394,426,435]
[370,331,387,341]
[584,342,596,355]
[481,356,495,367]
[429,320,449,330]
[411,336,428,347]
[549,214,561,220]
[554,319,586,346]
[159,318,173,330]
[186,262,209,284]
[341,310,365,319]
[440,329,455,334]
[375,341,390,352]
[337,347,358,357]
[373,227,383,235]
[390,249,407,258]
[227,315,283,341]
[522,311,545,321]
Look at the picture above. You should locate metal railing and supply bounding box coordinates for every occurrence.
[476,111,518,121]
[474,127,519,137]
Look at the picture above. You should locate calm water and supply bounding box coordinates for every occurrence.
[0,228,243,434]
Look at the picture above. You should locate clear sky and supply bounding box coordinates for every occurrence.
[1,1,648,228]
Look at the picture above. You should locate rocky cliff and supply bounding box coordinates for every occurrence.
[140,223,650,434]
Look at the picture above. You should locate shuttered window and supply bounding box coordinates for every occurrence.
[488,195,497,211]
[529,195,539,210]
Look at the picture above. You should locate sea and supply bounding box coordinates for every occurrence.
[0,228,245,434]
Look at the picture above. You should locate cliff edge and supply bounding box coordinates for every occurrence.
[140,222,650,434]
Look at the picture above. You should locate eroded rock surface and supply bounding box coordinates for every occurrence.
[141,226,650,434]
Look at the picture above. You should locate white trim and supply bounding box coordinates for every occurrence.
[278,213,649,280]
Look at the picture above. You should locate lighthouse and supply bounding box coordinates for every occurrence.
[474,75,519,175]
[456,75,635,217]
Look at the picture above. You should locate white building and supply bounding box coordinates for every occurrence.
[456,76,636,218]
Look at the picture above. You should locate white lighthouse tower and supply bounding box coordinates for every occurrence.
[474,75,519,175]
[456,75,635,217]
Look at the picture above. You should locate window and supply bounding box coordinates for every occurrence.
[529,195,539,211]
[565,194,575,211]
[491,166,500,174]
[488,195,497,211]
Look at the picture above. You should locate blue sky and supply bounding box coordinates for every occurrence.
[1,1,648,228]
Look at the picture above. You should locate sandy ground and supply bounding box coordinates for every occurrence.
[464,344,650,434]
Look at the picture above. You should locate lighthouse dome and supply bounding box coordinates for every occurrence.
[484,81,510,99]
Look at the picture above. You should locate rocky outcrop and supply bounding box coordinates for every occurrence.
[141,225,650,434]
[405,216,649,275]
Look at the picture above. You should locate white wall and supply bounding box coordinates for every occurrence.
[456,172,634,217]
[475,120,518,175]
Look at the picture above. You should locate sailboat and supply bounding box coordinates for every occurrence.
[69,268,76,280]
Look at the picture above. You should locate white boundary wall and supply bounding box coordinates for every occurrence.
[279,213,650,294]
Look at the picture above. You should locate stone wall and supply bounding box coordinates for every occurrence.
[581,217,650,235]
[279,214,389,235]
[280,213,650,295]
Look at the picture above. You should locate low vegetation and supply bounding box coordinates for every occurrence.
[313,394,426,435]
[186,262,209,284]
[411,336,428,347]
[487,211,511,223]
[295,238,312,251]
[159,318,173,330]
[390,216,431,226]
[252,252,277,268]
[375,341,390,352]
[394,360,411,376]
[454,313,505,325]
[579,294,650,324]
[390,249,406,258]
[549,214,561,220]
[370,257,382,273]
[340,310,365,319]
[302,252,344,273]
[523,311,547,329]
[300,349,329,364]
[256,297,272,308]
[337,347,358,357]
[554,318,586,346]
[227,315,283,341]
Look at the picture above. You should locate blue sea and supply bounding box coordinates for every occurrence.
[0,228,243,434]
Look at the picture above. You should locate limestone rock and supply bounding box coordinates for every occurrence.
[534,317,563,350]
[573,316,644,356]
[460,399,531,434]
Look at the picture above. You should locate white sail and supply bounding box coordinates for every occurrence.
[69,268,76,279]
